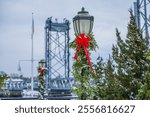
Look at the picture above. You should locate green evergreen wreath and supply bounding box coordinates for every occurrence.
[38,67,46,99]
[70,32,98,99]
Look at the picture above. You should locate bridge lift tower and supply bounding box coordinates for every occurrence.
[134,0,150,38]
[45,17,70,91]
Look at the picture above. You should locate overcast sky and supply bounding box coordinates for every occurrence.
[0,0,135,77]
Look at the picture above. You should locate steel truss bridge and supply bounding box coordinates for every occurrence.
[45,17,75,99]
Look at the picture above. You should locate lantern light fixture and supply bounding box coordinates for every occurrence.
[73,7,94,35]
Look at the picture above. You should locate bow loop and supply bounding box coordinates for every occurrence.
[76,34,91,47]
[74,33,94,74]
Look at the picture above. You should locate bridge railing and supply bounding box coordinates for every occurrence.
[49,77,74,90]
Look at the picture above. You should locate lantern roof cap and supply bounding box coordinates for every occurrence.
[78,7,89,14]
[39,59,45,63]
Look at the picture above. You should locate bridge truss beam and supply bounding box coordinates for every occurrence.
[134,0,150,38]
[45,17,70,90]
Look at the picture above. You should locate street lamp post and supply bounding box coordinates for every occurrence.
[72,7,95,100]
[38,59,46,100]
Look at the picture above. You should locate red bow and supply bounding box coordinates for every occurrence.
[40,67,45,76]
[74,33,94,73]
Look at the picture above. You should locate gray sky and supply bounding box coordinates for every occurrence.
[0,0,135,77]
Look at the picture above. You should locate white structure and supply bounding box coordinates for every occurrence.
[4,78,25,90]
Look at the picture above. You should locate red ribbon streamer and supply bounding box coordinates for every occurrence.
[74,33,94,73]
[40,67,45,76]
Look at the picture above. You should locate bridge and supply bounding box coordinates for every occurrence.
[44,17,76,99]
[0,76,76,99]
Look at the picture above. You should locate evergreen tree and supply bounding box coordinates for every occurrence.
[136,50,150,99]
[92,56,105,99]
[112,10,149,99]
[136,72,150,99]
[104,56,125,99]
[93,56,124,100]
[0,72,8,89]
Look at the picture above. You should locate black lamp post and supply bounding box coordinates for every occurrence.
[73,7,94,100]
[38,59,46,99]
[73,7,94,35]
